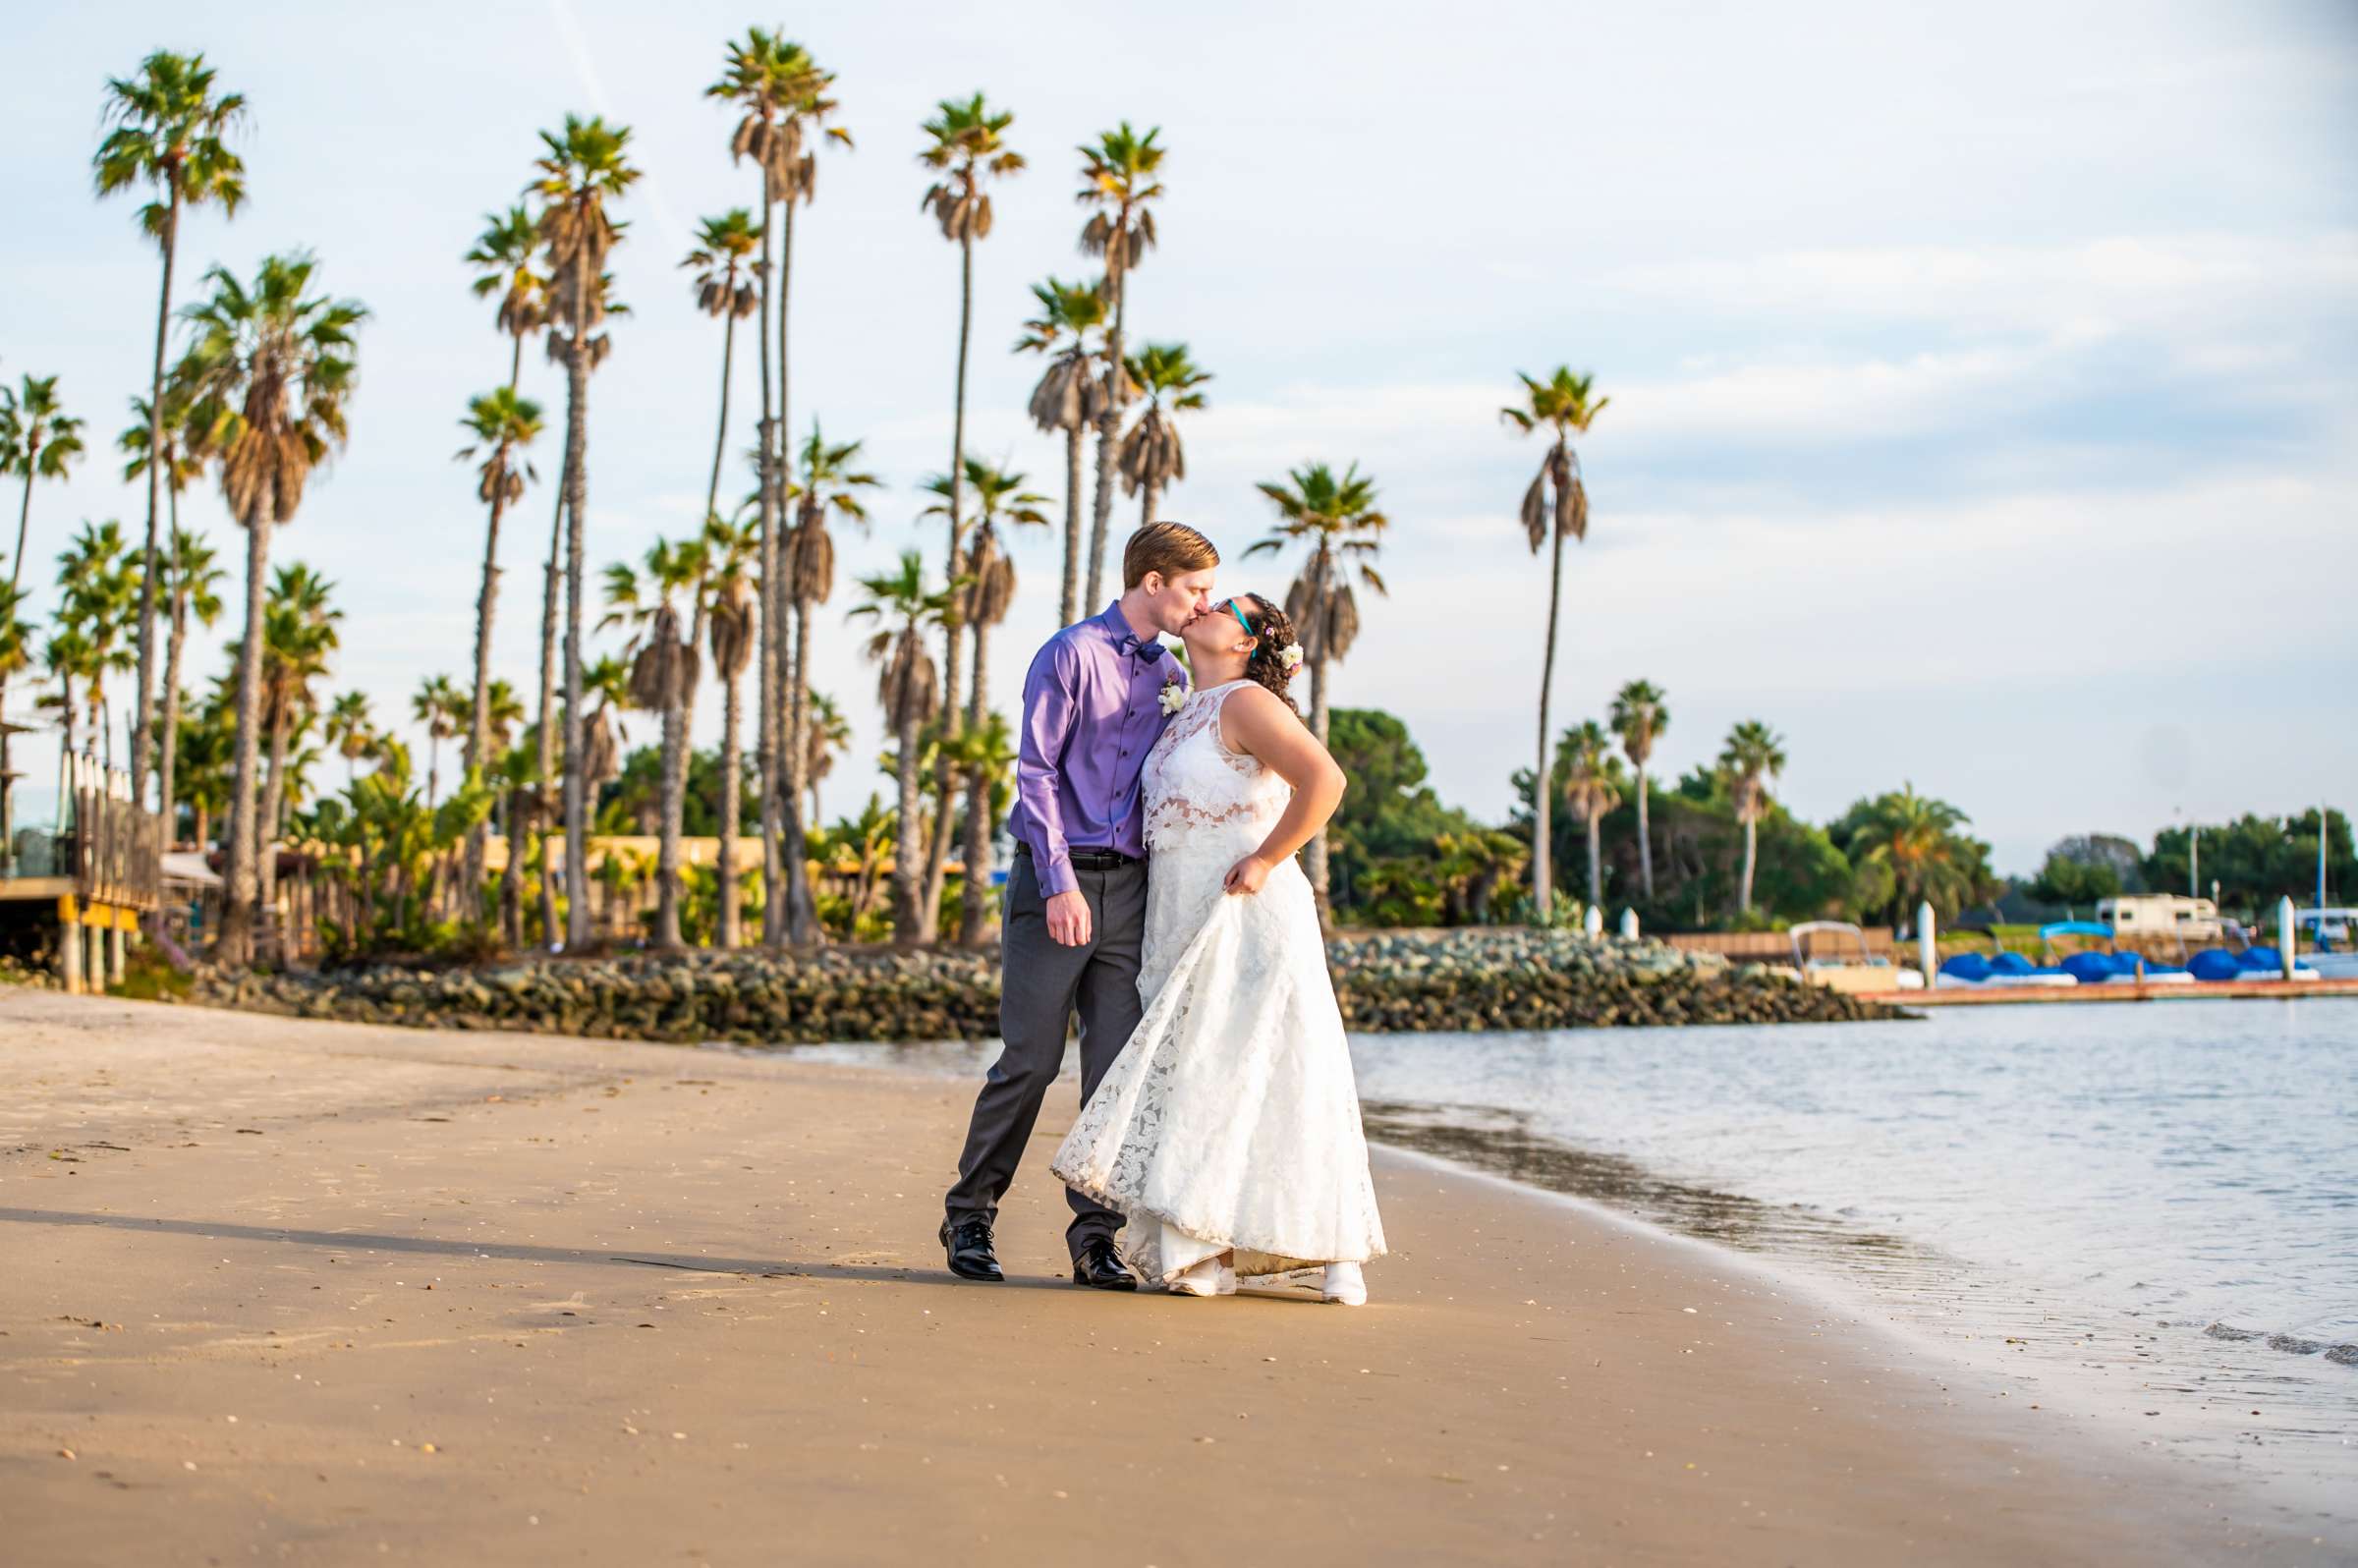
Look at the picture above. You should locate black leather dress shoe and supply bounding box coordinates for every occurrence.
[1071,1237,1139,1291]
[940,1218,1003,1282]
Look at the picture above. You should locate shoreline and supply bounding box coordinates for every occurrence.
[2,990,2337,1564]
[149,926,1906,1045]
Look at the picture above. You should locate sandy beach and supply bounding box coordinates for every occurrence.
[0,989,2334,1566]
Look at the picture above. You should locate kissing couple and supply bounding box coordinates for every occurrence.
[938,522,1387,1304]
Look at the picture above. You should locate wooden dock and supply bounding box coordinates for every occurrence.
[1860,977,2358,1006]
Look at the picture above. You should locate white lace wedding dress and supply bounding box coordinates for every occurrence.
[1051,680,1386,1285]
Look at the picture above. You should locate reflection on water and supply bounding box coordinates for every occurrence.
[1362,1099,1918,1258]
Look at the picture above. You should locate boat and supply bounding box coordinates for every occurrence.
[2295,909,2358,980]
[1788,921,1924,991]
[2038,921,2195,985]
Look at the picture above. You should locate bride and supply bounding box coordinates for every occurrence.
[1051,593,1386,1305]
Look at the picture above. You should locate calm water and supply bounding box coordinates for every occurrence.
[1347,999,2358,1517]
[796,997,2357,1512]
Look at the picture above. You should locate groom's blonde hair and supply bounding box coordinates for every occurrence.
[1123,522,1219,589]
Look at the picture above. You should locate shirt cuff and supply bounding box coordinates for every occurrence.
[1037,853,1079,899]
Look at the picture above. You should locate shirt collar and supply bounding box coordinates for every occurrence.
[1097,599,1155,648]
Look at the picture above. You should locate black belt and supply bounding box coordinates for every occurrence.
[1017,844,1141,870]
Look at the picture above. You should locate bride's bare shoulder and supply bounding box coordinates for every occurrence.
[1217,682,1311,751]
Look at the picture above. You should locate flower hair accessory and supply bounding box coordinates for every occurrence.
[1277,644,1305,677]
[1158,677,1186,715]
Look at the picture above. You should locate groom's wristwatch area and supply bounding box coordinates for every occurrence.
[1017,844,1142,870]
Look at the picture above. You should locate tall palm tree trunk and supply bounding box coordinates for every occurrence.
[259,710,292,935]
[1636,763,1654,901]
[534,485,562,947]
[1586,814,1603,912]
[925,232,976,933]
[1532,442,1568,924]
[755,193,782,947]
[958,618,994,946]
[132,193,180,810]
[773,198,805,947]
[783,595,819,944]
[463,469,510,901]
[892,707,925,945]
[160,600,188,848]
[704,309,737,526]
[652,700,685,948]
[716,667,743,947]
[1739,816,1759,916]
[1141,475,1161,530]
[1060,424,1084,627]
[559,284,592,949]
[10,470,33,595]
[218,512,270,965]
[1085,260,1128,610]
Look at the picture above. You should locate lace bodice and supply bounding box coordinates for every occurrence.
[1141,682,1290,854]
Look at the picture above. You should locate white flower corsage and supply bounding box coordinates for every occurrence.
[1277,644,1305,677]
[1158,678,1186,715]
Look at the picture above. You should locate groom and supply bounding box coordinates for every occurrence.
[940,523,1220,1288]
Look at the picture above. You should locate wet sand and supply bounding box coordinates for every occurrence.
[0,990,2334,1565]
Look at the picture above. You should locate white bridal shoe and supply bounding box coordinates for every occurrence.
[1320,1262,1367,1307]
[1169,1257,1225,1297]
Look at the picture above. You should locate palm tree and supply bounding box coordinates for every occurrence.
[1,375,85,597]
[1557,720,1623,916]
[683,209,760,525]
[324,689,375,787]
[54,522,139,766]
[465,203,546,392]
[1015,278,1111,626]
[1718,719,1787,918]
[782,422,878,944]
[915,94,1023,932]
[93,50,247,807]
[0,580,33,869]
[255,564,340,913]
[1609,679,1668,902]
[1246,462,1388,926]
[176,252,364,966]
[532,115,639,950]
[412,674,463,807]
[804,690,849,825]
[454,385,542,890]
[1852,785,1981,926]
[601,538,702,950]
[702,514,758,945]
[457,678,526,756]
[40,628,94,759]
[1075,123,1165,611]
[850,551,960,945]
[0,373,86,814]
[923,458,1048,944]
[707,30,848,954]
[1118,342,1209,527]
[1501,366,1608,924]
[525,269,622,950]
[153,526,223,841]
[175,683,233,853]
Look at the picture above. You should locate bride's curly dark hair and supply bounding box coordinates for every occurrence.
[1232,593,1303,711]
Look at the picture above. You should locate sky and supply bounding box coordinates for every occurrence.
[4,0,2355,874]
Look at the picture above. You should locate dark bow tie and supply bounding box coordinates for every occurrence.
[1117,633,1165,663]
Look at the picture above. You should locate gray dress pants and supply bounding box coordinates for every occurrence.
[944,849,1147,1260]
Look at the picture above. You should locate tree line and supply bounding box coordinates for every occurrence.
[0,35,1637,957]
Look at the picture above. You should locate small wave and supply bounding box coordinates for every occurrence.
[2204,1322,2358,1363]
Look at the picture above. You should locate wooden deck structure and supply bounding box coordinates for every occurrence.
[0,753,163,992]
[1859,977,2358,1006]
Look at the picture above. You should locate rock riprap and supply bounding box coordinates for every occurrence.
[180,928,1903,1043]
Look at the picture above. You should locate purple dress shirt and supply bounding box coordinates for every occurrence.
[1006,601,1188,897]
